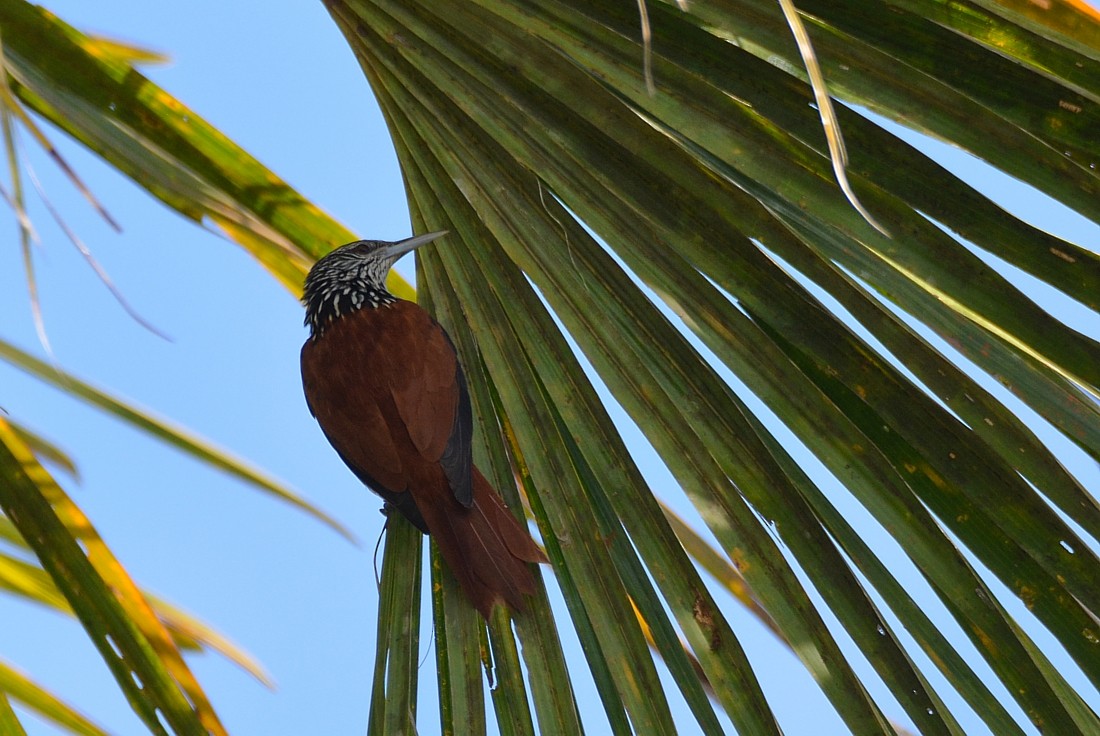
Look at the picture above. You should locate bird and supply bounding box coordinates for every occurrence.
[300,231,547,619]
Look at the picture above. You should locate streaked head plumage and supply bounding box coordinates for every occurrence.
[302,232,447,337]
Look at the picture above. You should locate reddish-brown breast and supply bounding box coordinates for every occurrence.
[301,301,460,500]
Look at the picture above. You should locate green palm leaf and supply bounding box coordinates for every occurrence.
[1,0,1097,733]
[0,659,107,736]
[0,417,222,735]
[328,0,1100,732]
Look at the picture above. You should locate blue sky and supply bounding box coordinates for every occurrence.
[1,2,1097,735]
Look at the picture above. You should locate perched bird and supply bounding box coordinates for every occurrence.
[300,231,546,618]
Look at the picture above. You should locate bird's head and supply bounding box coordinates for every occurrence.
[302,230,447,336]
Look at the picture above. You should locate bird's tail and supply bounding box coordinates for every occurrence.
[425,468,547,619]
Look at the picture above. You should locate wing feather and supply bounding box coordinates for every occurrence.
[388,303,473,508]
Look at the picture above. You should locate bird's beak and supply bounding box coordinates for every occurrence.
[380,230,448,261]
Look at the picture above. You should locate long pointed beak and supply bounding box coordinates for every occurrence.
[380,230,448,260]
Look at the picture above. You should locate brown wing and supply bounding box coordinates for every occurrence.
[300,300,473,523]
[390,318,473,508]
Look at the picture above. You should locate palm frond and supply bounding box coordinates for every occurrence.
[0,417,223,735]
[1,0,1097,733]
[326,0,1100,732]
[0,659,109,736]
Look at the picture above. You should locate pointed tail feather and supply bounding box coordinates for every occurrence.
[422,467,546,619]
